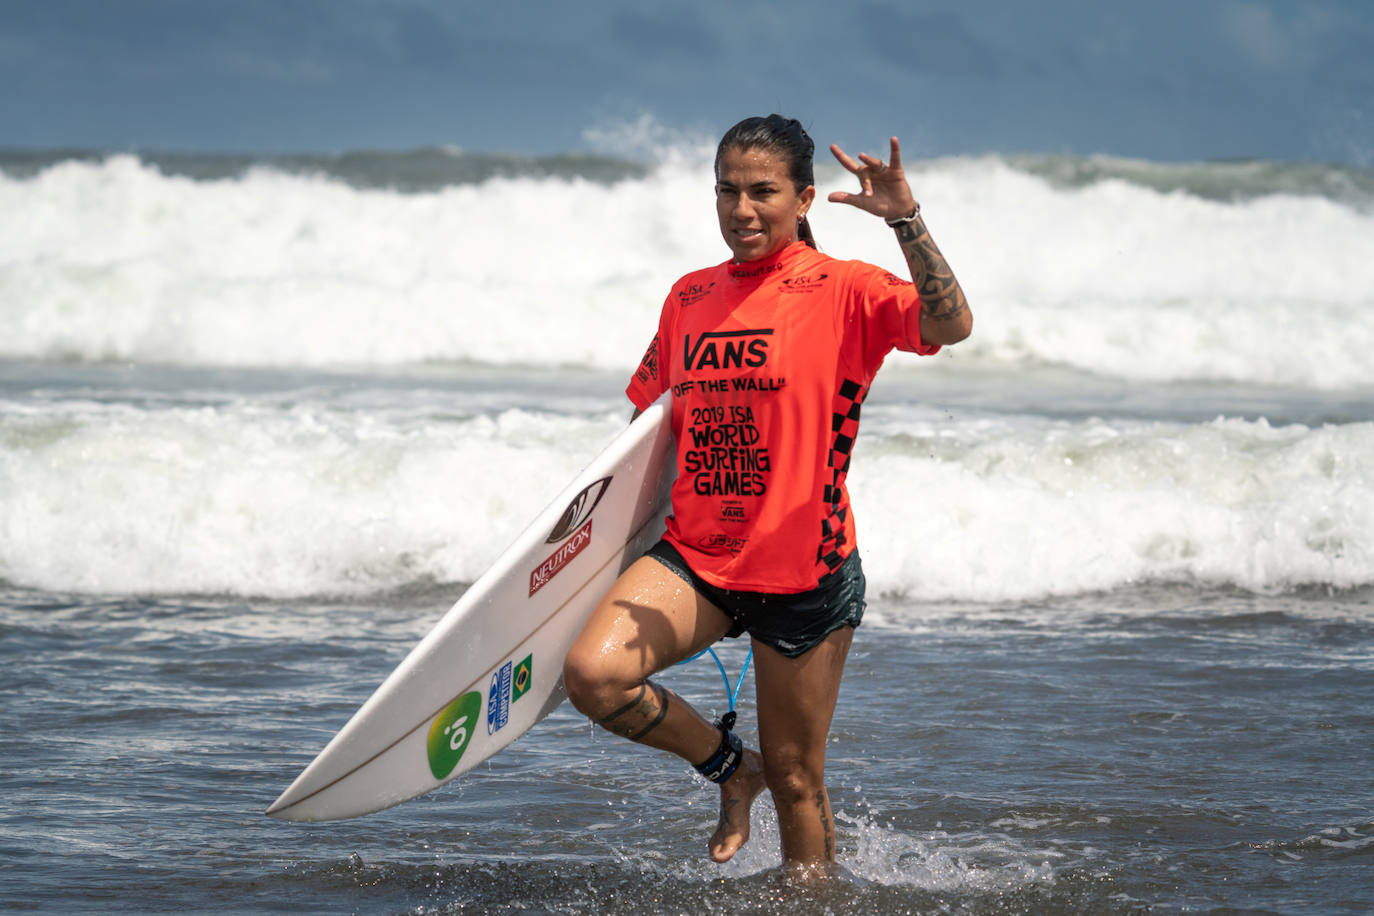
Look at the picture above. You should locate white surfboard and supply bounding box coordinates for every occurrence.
[267,394,673,822]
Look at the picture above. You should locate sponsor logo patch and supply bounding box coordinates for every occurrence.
[488,661,512,735]
[426,690,482,779]
[546,477,611,544]
[530,518,593,596]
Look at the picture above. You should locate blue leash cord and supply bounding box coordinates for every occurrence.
[678,645,752,712]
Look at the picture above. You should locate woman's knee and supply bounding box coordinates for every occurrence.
[762,744,826,805]
[561,642,613,716]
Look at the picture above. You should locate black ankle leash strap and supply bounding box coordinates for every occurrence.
[676,647,751,784]
[693,710,742,784]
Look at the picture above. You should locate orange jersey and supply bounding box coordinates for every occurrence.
[626,241,939,593]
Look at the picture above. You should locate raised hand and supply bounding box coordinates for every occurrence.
[827,136,918,222]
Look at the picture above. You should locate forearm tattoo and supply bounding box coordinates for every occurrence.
[895,218,968,324]
[596,680,670,742]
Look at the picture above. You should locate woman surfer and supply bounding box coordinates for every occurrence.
[563,114,972,871]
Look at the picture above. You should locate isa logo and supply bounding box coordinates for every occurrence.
[488,661,512,735]
[426,690,481,780]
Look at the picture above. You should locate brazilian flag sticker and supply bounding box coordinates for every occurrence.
[427,690,482,779]
[513,654,533,702]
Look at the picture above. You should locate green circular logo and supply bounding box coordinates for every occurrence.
[427,690,482,779]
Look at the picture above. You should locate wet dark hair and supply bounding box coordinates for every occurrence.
[715,114,818,250]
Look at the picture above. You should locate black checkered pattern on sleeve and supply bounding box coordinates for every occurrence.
[817,378,866,574]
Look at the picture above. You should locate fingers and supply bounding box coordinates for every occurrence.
[829,143,861,174]
[831,139,904,176]
[858,153,887,174]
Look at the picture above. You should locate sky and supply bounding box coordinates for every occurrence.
[2,0,1372,164]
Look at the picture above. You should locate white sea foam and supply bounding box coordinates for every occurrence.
[3,152,1372,388]
[851,410,1374,602]
[2,397,1368,600]
[837,811,1059,891]
[0,397,618,596]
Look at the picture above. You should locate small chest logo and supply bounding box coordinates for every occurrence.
[780,273,829,292]
[678,282,715,306]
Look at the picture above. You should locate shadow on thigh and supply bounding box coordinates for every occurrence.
[563,556,732,715]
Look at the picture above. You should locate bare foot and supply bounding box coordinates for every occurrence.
[708,748,766,862]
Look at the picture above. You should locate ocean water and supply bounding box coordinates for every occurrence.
[2,145,1372,914]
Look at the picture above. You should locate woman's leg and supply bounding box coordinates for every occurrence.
[562,555,767,861]
[751,625,854,867]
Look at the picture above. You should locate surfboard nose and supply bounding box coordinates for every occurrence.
[264,775,315,820]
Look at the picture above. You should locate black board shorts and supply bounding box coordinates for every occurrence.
[644,539,866,658]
